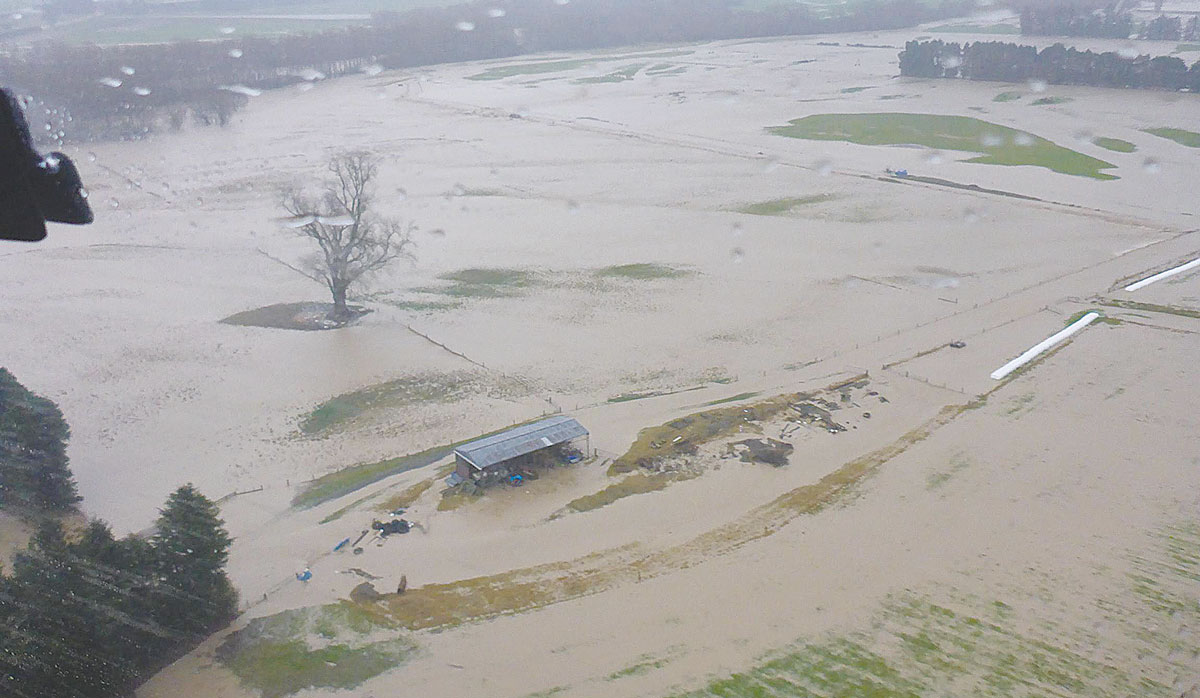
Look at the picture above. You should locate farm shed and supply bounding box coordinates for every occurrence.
[453,415,589,481]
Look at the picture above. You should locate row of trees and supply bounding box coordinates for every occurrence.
[1,368,237,698]
[1019,2,1200,41]
[899,39,1200,91]
[3,0,974,143]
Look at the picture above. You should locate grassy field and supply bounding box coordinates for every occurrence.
[595,263,691,280]
[575,63,646,84]
[738,193,840,216]
[1143,127,1200,148]
[1031,96,1072,106]
[299,372,480,436]
[216,603,413,698]
[768,113,1118,180]
[1093,136,1137,153]
[992,91,1022,102]
[467,50,693,81]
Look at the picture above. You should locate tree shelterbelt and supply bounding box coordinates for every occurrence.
[0,367,79,513]
[899,39,1200,92]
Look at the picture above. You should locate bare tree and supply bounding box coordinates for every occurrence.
[282,151,413,319]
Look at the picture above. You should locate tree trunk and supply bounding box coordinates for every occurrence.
[331,284,349,319]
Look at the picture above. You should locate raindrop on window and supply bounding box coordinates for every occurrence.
[44,122,52,131]
[99,77,123,88]
[87,152,97,162]
[429,228,446,238]
[924,150,943,165]
[11,12,21,19]
[195,197,204,206]
[1013,133,1034,146]
[38,154,61,172]
[815,159,833,176]
[396,188,408,201]
[980,133,1004,147]
[362,63,383,76]
[1027,79,1047,93]
[730,247,745,263]
[488,8,506,17]
[297,82,315,92]
[228,48,244,58]
[963,207,980,223]
[451,183,466,196]
[1117,45,1138,59]
[78,187,88,199]
[1142,158,1161,174]
[120,66,135,75]
[133,87,152,96]
[942,55,962,69]
[219,26,236,34]
[731,222,743,237]
[297,67,325,81]
[455,20,476,31]
[1073,129,1094,144]
[553,0,569,5]
[220,85,262,97]
[762,156,780,173]
[109,198,120,209]
[566,199,580,214]
[283,215,316,228]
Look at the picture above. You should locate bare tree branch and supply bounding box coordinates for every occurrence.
[278,151,413,319]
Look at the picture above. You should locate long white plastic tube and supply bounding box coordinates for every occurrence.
[1124,257,1200,292]
[990,312,1098,381]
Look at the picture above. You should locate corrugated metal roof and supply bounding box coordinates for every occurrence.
[454,415,588,470]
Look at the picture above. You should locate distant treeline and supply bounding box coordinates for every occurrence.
[1,367,238,698]
[2,0,973,143]
[899,39,1200,91]
[1018,2,1199,40]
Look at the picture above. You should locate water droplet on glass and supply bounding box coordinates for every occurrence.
[43,123,52,131]
[283,214,316,228]
[489,167,500,177]
[488,7,506,17]
[963,207,980,223]
[362,63,383,76]
[1143,158,1161,174]
[220,84,262,97]
[815,159,833,176]
[228,48,243,58]
[99,77,123,88]
[12,12,21,19]
[78,187,88,199]
[195,197,204,206]
[1027,79,1047,93]
[396,188,407,201]
[455,20,476,31]
[317,214,355,226]
[219,25,235,34]
[133,87,151,96]
[942,55,962,69]
[1013,132,1034,146]
[161,182,171,192]
[451,183,466,196]
[731,222,743,237]
[762,156,780,172]
[87,152,97,162]
[297,82,314,92]
[730,247,745,263]
[297,67,325,81]
[120,66,135,75]
[108,198,119,209]
[1117,45,1138,59]
[37,154,61,172]
[981,133,1004,147]
[925,150,943,165]
[565,199,580,214]
[429,228,446,238]
[554,0,569,5]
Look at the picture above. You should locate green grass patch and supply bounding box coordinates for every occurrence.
[768,113,1117,179]
[737,193,840,215]
[1064,308,1121,327]
[1031,96,1073,105]
[299,372,478,436]
[564,471,684,513]
[575,63,645,84]
[415,267,538,299]
[1143,127,1200,148]
[993,91,1022,102]
[467,50,692,80]
[594,263,690,280]
[216,603,412,698]
[1175,43,1200,52]
[1098,299,1200,320]
[1093,137,1137,153]
[927,22,1019,34]
[926,454,970,490]
[841,86,873,93]
[703,391,762,407]
[374,479,434,513]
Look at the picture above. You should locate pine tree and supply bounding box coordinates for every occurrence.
[0,367,80,512]
[150,484,237,639]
